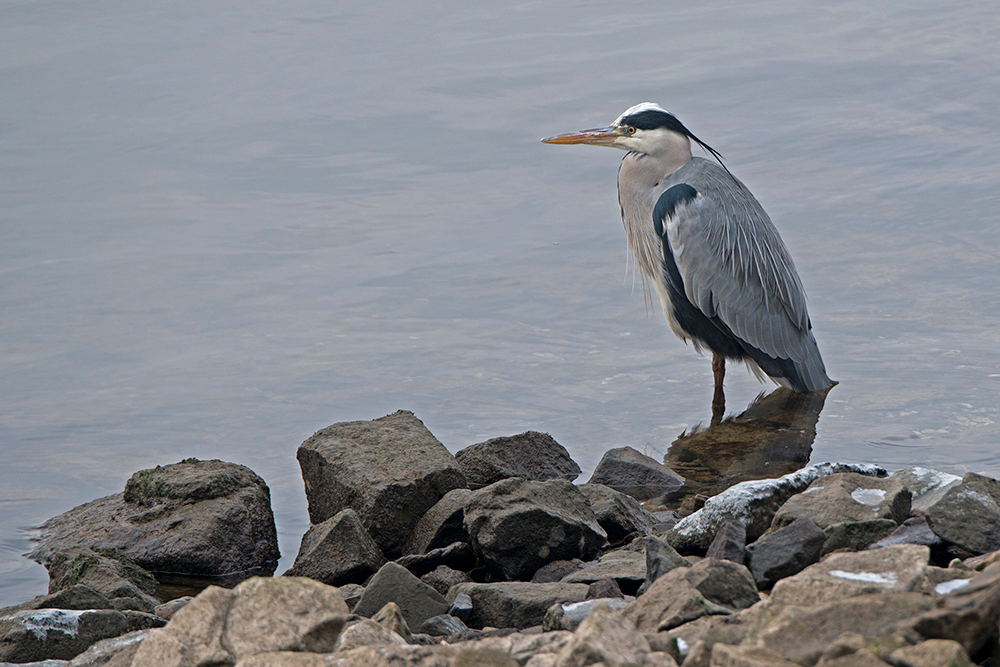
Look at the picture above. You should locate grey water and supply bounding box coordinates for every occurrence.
[2,0,999,607]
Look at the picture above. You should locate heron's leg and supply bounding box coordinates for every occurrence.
[711,353,725,422]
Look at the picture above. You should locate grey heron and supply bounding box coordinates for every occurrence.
[542,103,833,406]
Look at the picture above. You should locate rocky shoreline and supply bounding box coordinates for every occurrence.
[3,409,1000,666]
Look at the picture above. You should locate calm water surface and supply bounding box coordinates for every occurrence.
[2,0,999,606]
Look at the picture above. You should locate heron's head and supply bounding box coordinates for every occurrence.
[542,103,724,165]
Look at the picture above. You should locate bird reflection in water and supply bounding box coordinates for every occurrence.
[663,387,832,504]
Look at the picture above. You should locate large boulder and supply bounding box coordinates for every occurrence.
[130,577,349,666]
[770,472,911,531]
[747,518,827,589]
[351,562,449,630]
[923,473,1000,555]
[282,508,385,586]
[446,582,590,630]
[464,478,606,581]
[454,432,581,486]
[577,484,658,546]
[0,608,129,663]
[296,411,467,559]
[44,547,160,613]
[910,560,1000,657]
[29,460,279,577]
[587,447,685,501]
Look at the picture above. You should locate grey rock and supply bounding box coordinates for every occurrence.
[667,462,887,554]
[447,593,473,624]
[542,598,629,632]
[0,586,113,617]
[888,639,975,667]
[889,467,963,512]
[704,521,746,565]
[454,432,581,486]
[405,489,471,555]
[0,609,128,664]
[578,484,658,546]
[370,601,413,643]
[296,410,467,559]
[395,541,476,577]
[337,584,364,612]
[29,460,279,577]
[446,582,589,630]
[562,550,645,596]
[645,536,691,589]
[771,472,911,531]
[44,548,159,614]
[153,597,192,621]
[822,519,899,555]
[747,518,827,588]
[334,619,406,652]
[911,560,1000,657]
[587,447,685,501]
[924,472,1000,555]
[531,560,585,584]
[421,565,471,597]
[464,478,606,581]
[552,601,650,666]
[586,578,623,600]
[352,562,449,630]
[119,610,165,633]
[418,614,469,637]
[283,508,385,586]
[868,515,944,551]
[66,628,149,666]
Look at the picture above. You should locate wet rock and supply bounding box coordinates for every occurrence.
[889,467,962,512]
[396,542,476,577]
[334,618,407,651]
[130,577,348,666]
[44,547,159,614]
[770,473,910,531]
[821,519,899,555]
[446,582,589,630]
[888,639,975,667]
[421,565,471,597]
[623,559,759,633]
[464,478,606,581]
[747,518,826,589]
[351,562,449,630]
[924,473,1000,555]
[705,521,747,565]
[371,601,413,643]
[542,598,629,632]
[296,410,467,559]
[644,536,691,590]
[30,459,279,578]
[586,578,623,600]
[562,550,645,595]
[552,602,651,666]
[455,432,581,486]
[418,614,470,637]
[0,586,114,616]
[282,508,385,586]
[405,488,472,555]
[910,561,1000,656]
[64,627,149,666]
[587,447,685,501]
[0,609,128,663]
[532,560,585,584]
[768,544,931,606]
[578,484,658,546]
[667,463,886,554]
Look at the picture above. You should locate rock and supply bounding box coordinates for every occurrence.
[421,565,471,597]
[352,562,449,630]
[153,597,192,621]
[371,601,414,643]
[542,598,629,632]
[44,547,159,614]
[910,561,1000,656]
[867,516,945,552]
[464,478,606,581]
[768,544,931,606]
[562,550,646,595]
[296,410,467,559]
[396,542,476,577]
[747,518,827,589]
[889,467,962,512]
[418,614,470,637]
[644,536,691,589]
[888,639,975,667]
[447,593,473,624]
[708,643,801,665]
[586,578,624,600]
[456,631,574,664]
[232,645,465,667]
[334,618,407,651]
[405,489,472,555]
[770,473,910,532]
[915,566,972,596]
[119,610,166,633]
[924,473,1000,555]
[0,586,114,617]
[29,460,279,578]
[282,508,385,586]
[129,576,348,666]
[821,519,899,555]
[577,484,658,546]
[623,559,759,633]
[587,447,685,501]
[552,602,651,666]
[705,521,747,565]
[446,582,589,630]
[65,627,149,666]
[0,609,128,663]
[455,432,581,486]
[667,463,886,554]
[337,584,364,612]
[532,560,585,584]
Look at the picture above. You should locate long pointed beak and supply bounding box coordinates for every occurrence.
[541,126,621,146]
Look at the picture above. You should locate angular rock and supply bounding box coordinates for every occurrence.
[562,550,645,595]
[44,547,159,613]
[770,473,910,531]
[553,602,651,666]
[464,478,606,581]
[396,542,476,577]
[708,643,801,665]
[578,484,658,546]
[405,488,472,555]
[337,584,364,612]
[283,508,385,586]
[153,597,192,621]
[296,410,468,559]
[586,578,623,600]
[888,639,975,667]
[889,467,962,512]
[455,432,581,486]
[453,630,574,664]
[768,544,931,606]
[0,609,128,663]
[532,560,585,584]
[447,593,473,624]
[542,598,629,632]
[129,576,348,666]
[418,614,470,637]
[334,618,407,651]
[924,473,1000,555]
[421,565,471,597]
[446,582,589,630]
[868,516,944,552]
[371,601,413,643]
[668,463,887,554]
[821,519,898,555]
[645,536,691,588]
[65,627,149,666]
[29,460,279,577]
[624,559,759,633]
[352,562,449,630]
[587,447,685,501]
[0,586,114,617]
[910,561,1000,656]
[705,521,747,565]
[747,518,826,589]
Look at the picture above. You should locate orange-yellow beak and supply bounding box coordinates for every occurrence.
[541,126,622,146]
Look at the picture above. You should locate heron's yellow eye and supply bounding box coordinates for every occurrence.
[626,126,636,134]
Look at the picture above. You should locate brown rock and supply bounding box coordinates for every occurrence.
[887,639,975,667]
